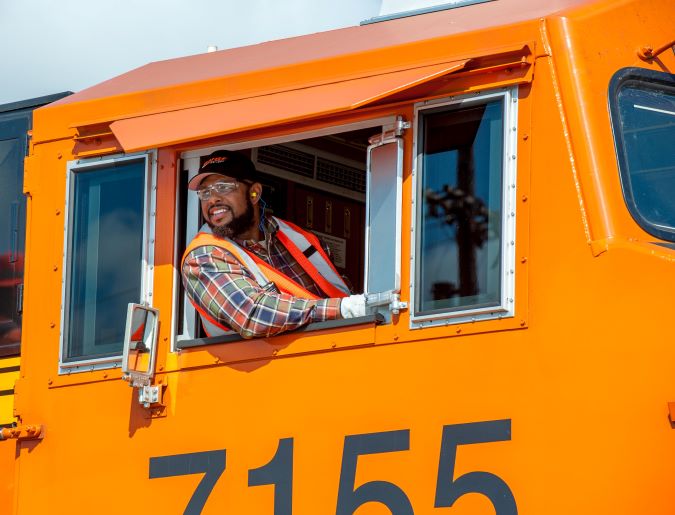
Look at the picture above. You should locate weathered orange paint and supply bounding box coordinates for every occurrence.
[2,0,674,513]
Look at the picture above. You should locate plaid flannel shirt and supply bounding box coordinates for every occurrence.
[182,218,342,339]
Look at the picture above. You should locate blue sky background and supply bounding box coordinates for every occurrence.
[0,0,384,105]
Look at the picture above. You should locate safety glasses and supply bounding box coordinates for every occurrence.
[196,181,239,201]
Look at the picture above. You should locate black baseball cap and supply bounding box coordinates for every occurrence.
[188,150,258,190]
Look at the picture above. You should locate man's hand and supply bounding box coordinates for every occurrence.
[340,294,366,318]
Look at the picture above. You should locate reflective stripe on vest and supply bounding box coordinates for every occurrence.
[182,232,320,337]
[181,232,321,299]
[273,217,350,298]
[181,219,347,336]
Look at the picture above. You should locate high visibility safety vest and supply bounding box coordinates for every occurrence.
[181,217,350,337]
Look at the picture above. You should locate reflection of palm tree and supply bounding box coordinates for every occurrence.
[425,146,489,300]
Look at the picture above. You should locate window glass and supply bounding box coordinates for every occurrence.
[64,160,145,361]
[614,78,675,238]
[0,137,24,356]
[416,99,504,315]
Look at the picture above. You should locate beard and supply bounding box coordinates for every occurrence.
[208,197,255,239]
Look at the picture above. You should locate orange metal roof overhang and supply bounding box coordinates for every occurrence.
[109,60,468,153]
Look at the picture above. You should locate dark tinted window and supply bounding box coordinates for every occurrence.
[64,160,145,361]
[416,99,504,315]
[0,137,24,356]
[611,68,675,240]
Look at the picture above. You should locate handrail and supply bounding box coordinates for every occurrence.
[638,39,675,60]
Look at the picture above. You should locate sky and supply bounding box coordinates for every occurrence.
[0,0,385,105]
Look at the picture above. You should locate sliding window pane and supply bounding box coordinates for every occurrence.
[417,99,504,315]
[65,160,145,361]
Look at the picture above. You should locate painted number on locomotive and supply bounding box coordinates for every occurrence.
[149,419,517,514]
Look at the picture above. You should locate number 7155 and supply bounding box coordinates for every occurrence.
[149,419,517,514]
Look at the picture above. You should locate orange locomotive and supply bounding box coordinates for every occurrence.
[1,0,674,513]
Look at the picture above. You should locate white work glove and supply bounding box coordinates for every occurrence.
[340,294,367,319]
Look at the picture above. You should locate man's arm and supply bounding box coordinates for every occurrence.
[182,245,341,339]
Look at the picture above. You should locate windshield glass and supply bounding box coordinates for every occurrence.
[612,70,675,240]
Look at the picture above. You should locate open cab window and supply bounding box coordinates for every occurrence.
[411,88,518,328]
[59,153,156,373]
[174,118,402,344]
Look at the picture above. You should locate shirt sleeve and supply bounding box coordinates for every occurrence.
[182,245,342,339]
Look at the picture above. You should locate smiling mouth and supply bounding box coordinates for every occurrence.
[209,205,232,224]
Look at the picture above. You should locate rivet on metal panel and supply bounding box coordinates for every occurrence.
[55,209,61,215]
[49,322,55,328]
[520,320,526,327]
[521,257,528,264]
[456,327,462,334]
[53,265,58,271]
[522,195,528,202]
[522,133,529,140]
[57,153,62,159]
[103,373,108,379]
[47,379,53,385]
[331,342,337,348]
[272,349,278,355]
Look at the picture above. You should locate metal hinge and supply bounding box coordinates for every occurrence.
[368,116,411,146]
[365,290,409,315]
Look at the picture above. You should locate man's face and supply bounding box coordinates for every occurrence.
[199,174,255,238]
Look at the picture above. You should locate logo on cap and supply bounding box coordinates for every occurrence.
[202,156,228,168]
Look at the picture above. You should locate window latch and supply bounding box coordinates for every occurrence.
[365,290,409,315]
[368,117,410,146]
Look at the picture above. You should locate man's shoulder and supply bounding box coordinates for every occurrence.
[184,243,238,266]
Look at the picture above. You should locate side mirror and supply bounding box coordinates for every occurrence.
[121,303,160,407]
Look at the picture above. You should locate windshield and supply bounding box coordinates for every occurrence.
[610,68,675,241]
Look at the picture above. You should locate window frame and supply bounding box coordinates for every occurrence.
[608,66,675,242]
[59,151,157,374]
[172,117,396,348]
[410,87,518,329]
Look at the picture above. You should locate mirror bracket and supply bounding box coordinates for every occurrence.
[121,303,161,409]
[138,385,161,409]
